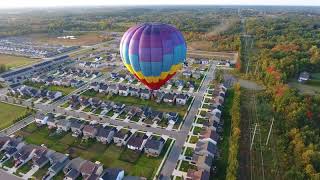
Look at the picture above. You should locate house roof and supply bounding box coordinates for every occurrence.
[83,125,97,134]
[195,141,217,156]
[70,119,84,129]
[66,168,80,179]
[144,138,164,150]
[96,127,114,138]
[200,128,219,142]
[80,160,100,175]
[164,93,175,100]
[186,169,210,180]
[127,135,144,148]
[176,94,188,100]
[100,168,124,180]
[34,155,49,166]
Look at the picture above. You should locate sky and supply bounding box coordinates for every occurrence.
[0,0,319,9]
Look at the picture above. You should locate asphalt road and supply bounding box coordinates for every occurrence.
[159,64,216,179]
[0,170,22,180]
[0,115,34,136]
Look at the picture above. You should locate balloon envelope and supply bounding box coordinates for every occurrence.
[120,23,187,90]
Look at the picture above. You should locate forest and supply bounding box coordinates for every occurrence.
[239,15,320,179]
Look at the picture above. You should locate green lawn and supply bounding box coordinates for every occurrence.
[32,163,51,179]
[184,147,194,157]
[192,126,202,135]
[179,160,197,172]
[16,124,173,179]
[82,89,190,116]
[0,102,28,130]
[189,135,199,144]
[24,81,76,96]
[3,158,14,168]
[17,161,33,174]
[0,54,41,70]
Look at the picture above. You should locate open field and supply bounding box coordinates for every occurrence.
[28,32,112,46]
[82,90,191,116]
[0,54,41,70]
[16,123,173,179]
[239,89,282,180]
[24,81,76,96]
[0,102,28,130]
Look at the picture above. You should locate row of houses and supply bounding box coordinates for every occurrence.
[35,113,166,157]
[68,95,180,123]
[0,37,79,58]
[8,85,63,100]
[0,56,70,83]
[89,82,190,105]
[31,75,84,88]
[0,135,144,180]
[182,69,202,79]
[54,67,100,79]
[186,84,227,180]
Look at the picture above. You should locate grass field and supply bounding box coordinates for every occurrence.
[82,89,191,116]
[0,54,41,70]
[24,81,76,96]
[238,89,283,180]
[16,123,173,179]
[0,102,28,130]
[29,32,112,46]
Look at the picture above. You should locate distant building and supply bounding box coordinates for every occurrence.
[298,71,310,83]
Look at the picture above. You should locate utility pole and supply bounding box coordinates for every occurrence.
[265,118,274,146]
[250,123,258,150]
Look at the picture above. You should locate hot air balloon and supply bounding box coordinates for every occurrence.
[120,23,187,90]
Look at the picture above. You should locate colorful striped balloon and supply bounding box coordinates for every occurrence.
[120,23,187,90]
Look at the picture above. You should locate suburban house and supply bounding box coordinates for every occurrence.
[194,141,217,159]
[150,111,163,121]
[82,125,98,139]
[89,82,99,91]
[127,133,147,151]
[96,126,116,144]
[89,98,102,109]
[100,168,125,180]
[129,87,140,97]
[99,83,109,93]
[192,154,213,172]
[144,137,165,157]
[0,136,11,151]
[176,94,189,105]
[186,169,210,180]
[70,118,85,137]
[118,85,129,96]
[192,71,202,79]
[199,128,220,145]
[163,93,176,104]
[2,138,25,159]
[113,130,132,146]
[13,144,37,168]
[298,71,310,83]
[63,157,86,180]
[125,106,142,118]
[35,112,54,125]
[183,70,192,78]
[47,117,58,129]
[165,112,179,124]
[154,91,165,103]
[32,147,54,169]
[79,97,90,107]
[45,152,70,179]
[107,84,119,94]
[79,160,104,180]
[140,89,151,99]
[56,119,71,132]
